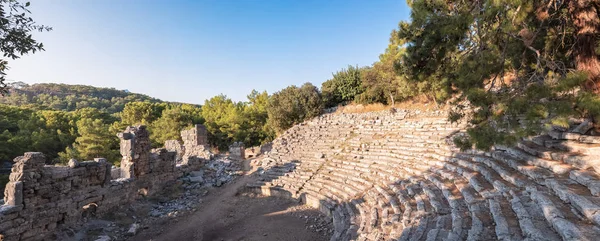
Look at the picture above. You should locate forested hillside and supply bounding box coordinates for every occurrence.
[0,83,275,166]
[0,82,160,113]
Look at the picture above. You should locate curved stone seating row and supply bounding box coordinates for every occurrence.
[246,110,600,240]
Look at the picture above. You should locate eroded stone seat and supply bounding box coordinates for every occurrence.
[245,111,600,241]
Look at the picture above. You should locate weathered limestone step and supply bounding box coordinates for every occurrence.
[530,189,600,241]
[315,179,353,201]
[366,188,395,238]
[375,185,404,236]
[433,167,496,240]
[546,178,600,226]
[445,159,521,240]
[569,170,600,196]
[544,140,600,157]
[548,130,600,144]
[419,180,452,215]
[443,160,498,199]
[388,182,416,232]
[398,180,436,241]
[258,110,600,241]
[424,173,471,240]
[452,154,518,193]
[464,154,592,238]
[506,142,574,175]
[331,203,356,241]
[300,190,336,216]
[509,190,563,241]
[304,180,347,202]
[492,151,555,182]
[471,155,534,189]
[488,195,525,240]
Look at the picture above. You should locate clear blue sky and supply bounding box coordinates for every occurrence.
[7,0,410,104]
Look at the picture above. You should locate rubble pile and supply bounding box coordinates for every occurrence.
[57,155,243,241]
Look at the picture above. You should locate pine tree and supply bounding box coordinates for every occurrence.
[149,104,202,147]
[72,118,119,162]
[399,0,600,150]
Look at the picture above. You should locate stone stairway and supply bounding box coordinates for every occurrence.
[246,110,600,241]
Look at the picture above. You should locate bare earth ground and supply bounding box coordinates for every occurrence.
[130,159,332,241]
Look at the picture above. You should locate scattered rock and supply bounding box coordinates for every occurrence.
[94,235,112,241]
[68,159,78,168]
[188,176,204,183]
[127,223,140,236]
[149,210,162,217]
[190,170,204,177]
[573,120,594,134]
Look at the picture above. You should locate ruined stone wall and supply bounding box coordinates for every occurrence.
[0,125,211,241]
[165,140,183,163]
[181,125,211,165]
[229,142,245,160]
[249,109,600,241]
[181,124,208,149]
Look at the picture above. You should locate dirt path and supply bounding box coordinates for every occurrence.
[131,159,331,241]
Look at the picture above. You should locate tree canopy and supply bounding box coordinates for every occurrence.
[202,91,273,151]
[399,0,600,150]
[322,65,365,107]
[0,1,51,94]
[267,83,324,134]
[0,83,160,113]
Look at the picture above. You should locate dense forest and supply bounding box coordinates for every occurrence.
[1,0,598,166]
[0,84,275,165]
[0,82,160,113]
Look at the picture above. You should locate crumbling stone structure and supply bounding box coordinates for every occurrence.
[117,126,151,178]
[0,125,211,241]
[164,140,184,163]
[181,124,209,149]
[244,142,272,159]
[229,142,245,160]
[248,109,600,240]
[181,124,211,165]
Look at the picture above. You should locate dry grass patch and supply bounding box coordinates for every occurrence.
[335,95,447,114]
[336,103,389,114]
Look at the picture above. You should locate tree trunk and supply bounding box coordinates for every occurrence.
[569,0,600,92]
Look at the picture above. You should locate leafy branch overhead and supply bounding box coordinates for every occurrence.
[398,0,600,150]
[0,0,52,94]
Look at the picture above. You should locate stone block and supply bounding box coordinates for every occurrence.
[3,181,23,206]
[181,124,209,148]
[229,142,245,160]
[68,159,78,168]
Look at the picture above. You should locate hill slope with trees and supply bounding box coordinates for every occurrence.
[0,82,276,166]
[0,82,161,113]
